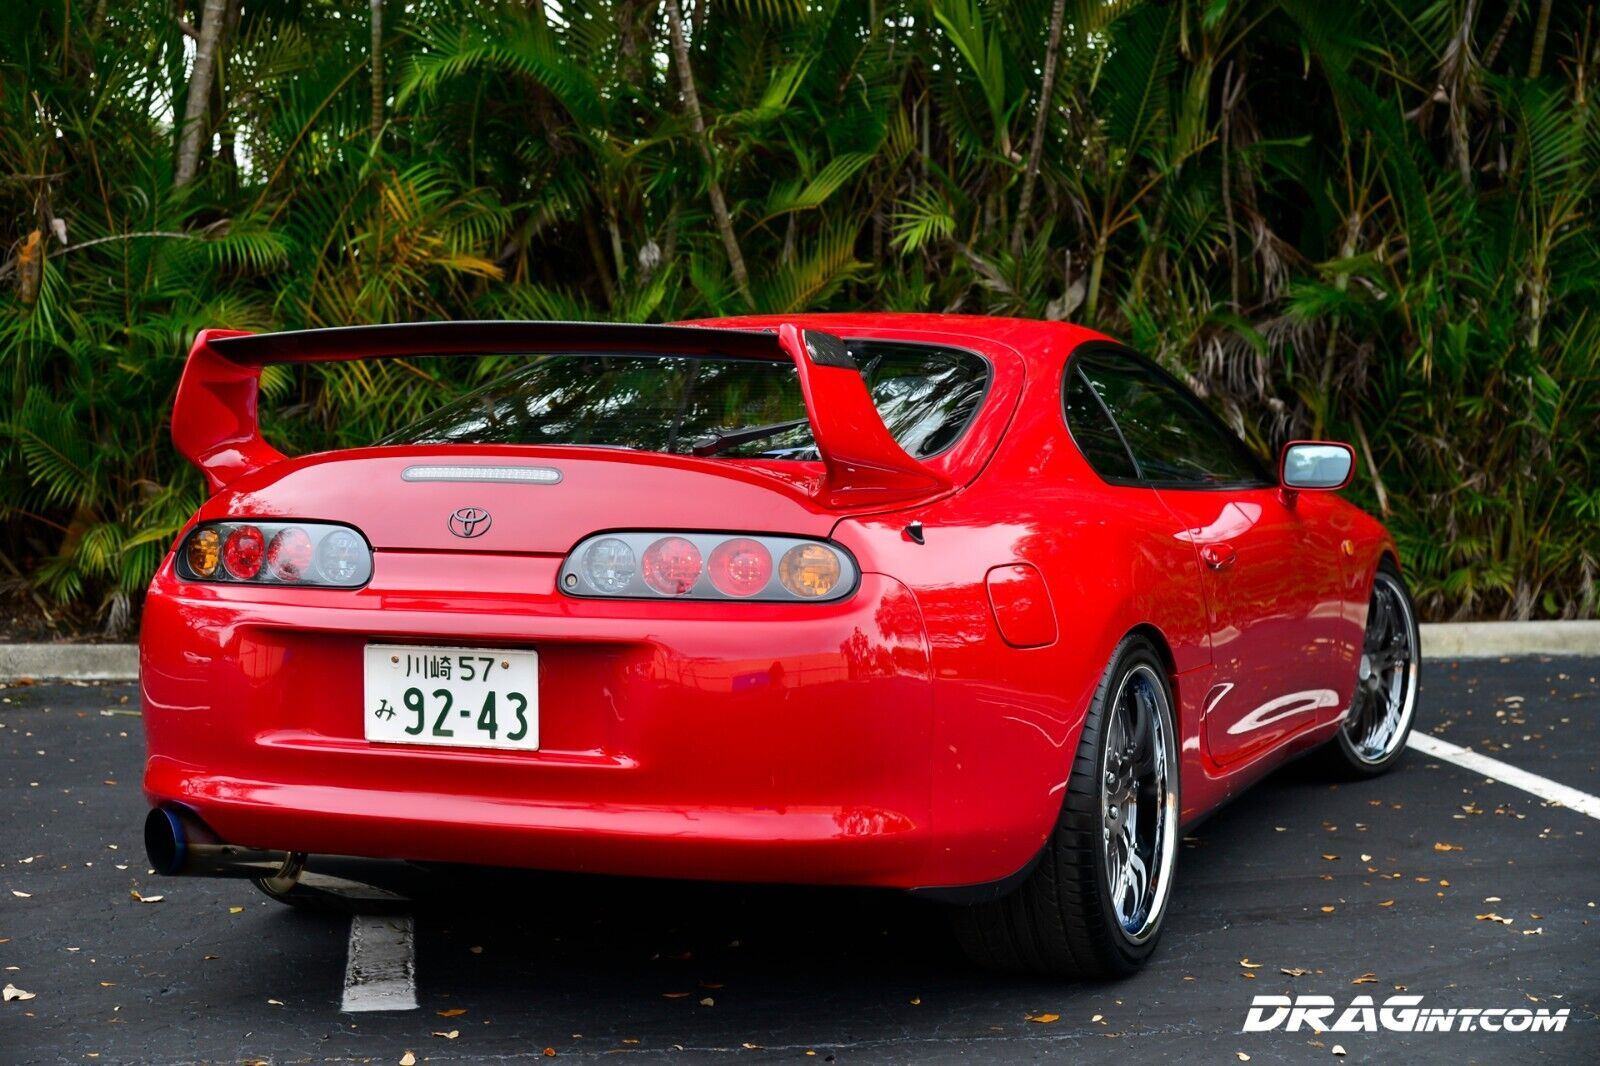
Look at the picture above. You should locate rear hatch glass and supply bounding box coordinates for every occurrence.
[381,341,989,461]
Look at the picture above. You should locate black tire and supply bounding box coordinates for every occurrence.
[1321,559,1421,778]
[952,634,1179,978]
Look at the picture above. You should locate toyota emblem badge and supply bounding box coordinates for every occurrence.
[447,506,492,539]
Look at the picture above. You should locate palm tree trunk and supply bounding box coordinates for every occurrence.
[370,0,385,144]
[664,0,751,303]
[1008,0,1067,256]
[1527,0,1552,78]
[173,0,229,188]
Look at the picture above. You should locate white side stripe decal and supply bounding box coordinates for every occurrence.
[1224,689,1340,735]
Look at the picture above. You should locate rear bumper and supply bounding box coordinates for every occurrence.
[140,552,968,887]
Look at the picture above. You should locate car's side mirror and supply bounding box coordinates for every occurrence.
[1279,441,1354,491]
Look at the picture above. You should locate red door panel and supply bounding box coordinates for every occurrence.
[1156,488,1349,766]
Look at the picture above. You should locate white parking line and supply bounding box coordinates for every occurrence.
[1407,732,1600,820]
[341,914,418,1012]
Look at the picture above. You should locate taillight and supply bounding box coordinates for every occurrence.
[265,526,314,581]
[223,525,264,579]
[709,538,772,597]
[560,533,857,602]
[778,543,843,598]
[641,536,703,595]
[178,521,372,587]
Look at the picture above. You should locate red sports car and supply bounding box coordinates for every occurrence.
[140,315,1420,977]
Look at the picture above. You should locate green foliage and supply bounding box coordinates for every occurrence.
[1,0,1596,631]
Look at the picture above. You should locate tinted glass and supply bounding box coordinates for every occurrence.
[1074,350,1271,486]
[383,341,989,460]
[1063,367,1139,480]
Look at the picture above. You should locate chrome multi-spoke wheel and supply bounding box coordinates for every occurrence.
[953,635,1178,978]
[1100,664,1178,942]
[1334,567,1420,772]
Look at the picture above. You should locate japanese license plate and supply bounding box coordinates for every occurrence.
[363,644,539,751]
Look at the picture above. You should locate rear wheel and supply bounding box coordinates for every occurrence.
[1324,562,1420,776]
[953,635,1179,978]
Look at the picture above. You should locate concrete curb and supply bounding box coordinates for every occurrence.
[1,621,1597,681]
[1421,620,1600,660]
[0,643,138,681]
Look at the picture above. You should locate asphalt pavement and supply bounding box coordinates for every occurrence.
[1,658,1595,1063]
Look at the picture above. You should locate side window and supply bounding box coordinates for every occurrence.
[1074,349,1272,487]
[1063,366,1139,481]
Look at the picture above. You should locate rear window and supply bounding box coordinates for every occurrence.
[382,340,989,460]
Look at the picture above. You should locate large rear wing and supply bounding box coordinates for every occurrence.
[173,321,950,508]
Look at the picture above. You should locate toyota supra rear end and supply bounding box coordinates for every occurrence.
[141,314,1419,978]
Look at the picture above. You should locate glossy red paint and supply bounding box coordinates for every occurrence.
[984,564,1058,649]
[142,313,1398,891]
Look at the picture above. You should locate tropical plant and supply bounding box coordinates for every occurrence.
[1,0,1595,633]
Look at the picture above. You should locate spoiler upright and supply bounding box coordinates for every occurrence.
[173,321,951,508]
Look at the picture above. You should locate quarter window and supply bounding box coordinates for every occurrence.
[1071,349,1272,487]
[1063,367,1139,481]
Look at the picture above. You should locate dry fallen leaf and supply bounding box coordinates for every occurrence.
[1331,1046,1346,1057]
[1379,900,1395,908]
[3,983,36,1002]
[431,1030,460,1040]
[438,1008,467,1017]
[399,1053,416,1066]
[1360,854,1372,862]
[542,1048,557,1057]
[131,892,163,904]
[661,992,692,999]
[11,891,31,899]
[267,998,283,1006]
[1433,842,1463,852]
[1027,1013,1060,1024]
[1322,854,1339,861]
[1352,973,1378,985]
[229,906,244,914]
[1239,958,1263,968]
[909,996,921,1006]
[1237,1054,1251,1062]
[1091,1014,1103,1023]
[1320,906,1336,913]
[698,997,715,1007]
[1476,913,1514,925]
[1281,967,1311,977]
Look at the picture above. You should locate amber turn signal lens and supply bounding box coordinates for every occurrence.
[779,543,842,598]
[186,528,221,577]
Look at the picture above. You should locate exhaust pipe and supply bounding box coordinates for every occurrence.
[144,806,306,886]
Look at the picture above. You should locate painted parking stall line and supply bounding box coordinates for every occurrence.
[1407,732,1600,821]
[341,915,418,1012]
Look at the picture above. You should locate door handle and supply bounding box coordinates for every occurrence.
[1200,542,1237,571]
